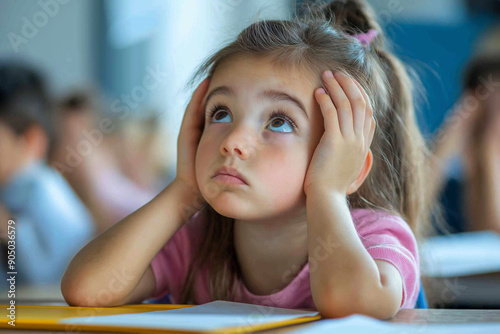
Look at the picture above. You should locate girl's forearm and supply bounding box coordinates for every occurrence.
[61,179,205,306]
[306,189,389,319]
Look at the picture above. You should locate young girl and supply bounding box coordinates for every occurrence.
[61,0,433,319]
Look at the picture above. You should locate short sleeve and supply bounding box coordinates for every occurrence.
[352,208,420,309]
[150,209,205,299]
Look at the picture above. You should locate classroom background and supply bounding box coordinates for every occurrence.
[1,0,500,310]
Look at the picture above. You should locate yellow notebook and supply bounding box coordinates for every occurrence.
[0,301,321,333]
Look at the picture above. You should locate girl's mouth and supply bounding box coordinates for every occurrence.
[213,174,247,185]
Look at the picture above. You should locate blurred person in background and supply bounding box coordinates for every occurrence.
[50,93,170,234]
[0,62,95,286]
[430,25,500,234]
[110,113,174,194]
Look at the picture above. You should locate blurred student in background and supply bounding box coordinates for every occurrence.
[111,114,174,194]
[430,25,500,234]
[0,62,95,286]
[49,92,171,234]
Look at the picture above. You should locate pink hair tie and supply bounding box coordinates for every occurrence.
[351,29,378,47]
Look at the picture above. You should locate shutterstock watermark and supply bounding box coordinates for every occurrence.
[7,0,71,53]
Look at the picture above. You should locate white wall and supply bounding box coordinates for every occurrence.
[0,0,97,96]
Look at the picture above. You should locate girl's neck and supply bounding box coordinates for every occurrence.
[234,206,308,249]
[233,206,309,295]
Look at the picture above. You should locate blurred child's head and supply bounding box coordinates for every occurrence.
[114,113,169,190]
[48,90,101,167]
[188,0,431,234]
[57,91,99,137]
[0,62,53,185]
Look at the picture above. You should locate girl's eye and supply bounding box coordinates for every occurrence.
[268,110,297,133]
[207,104,297,134]
[210,108,231,123]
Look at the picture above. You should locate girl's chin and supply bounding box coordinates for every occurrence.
[206,197,252,219]
[209,202,241,218]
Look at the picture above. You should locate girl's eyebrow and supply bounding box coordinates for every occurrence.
[260,89,309,120]
[205,85,309,120]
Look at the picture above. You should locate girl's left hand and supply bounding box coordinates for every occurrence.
[304,71,376,196]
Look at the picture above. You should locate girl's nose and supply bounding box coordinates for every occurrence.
[219,126,257,160]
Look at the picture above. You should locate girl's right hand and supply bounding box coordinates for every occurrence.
[174,77,211,197]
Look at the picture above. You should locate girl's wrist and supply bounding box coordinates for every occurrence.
[305,185,346,201]
[170,179,206,223]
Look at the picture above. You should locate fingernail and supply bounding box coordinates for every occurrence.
[323,70,334,78]
[318,88,326,94]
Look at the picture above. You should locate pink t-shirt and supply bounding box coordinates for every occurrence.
[150,207,420,310]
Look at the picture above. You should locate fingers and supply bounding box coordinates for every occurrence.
[182,77,211,130]
[318,70,375,147]
[321,71,353,137]
[333,71,366,136]
[350,78,375,143]
[189,77,211,115]
[198,77,211,110]
[315,87,340,133]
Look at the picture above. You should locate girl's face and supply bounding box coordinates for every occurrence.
[195,55,324,221]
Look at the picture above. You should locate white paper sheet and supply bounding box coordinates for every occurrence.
[420,231,500,277]
[288,314,500,334]
[59,300,319,331]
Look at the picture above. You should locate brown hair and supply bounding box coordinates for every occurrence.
[179,0,436,304]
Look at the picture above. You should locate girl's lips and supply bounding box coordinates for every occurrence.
[213,174,247,185]
[212,166,248,184]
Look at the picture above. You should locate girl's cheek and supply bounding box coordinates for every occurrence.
[197,137,211,154]
[265,132,298,147]
[198,129,218,148]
